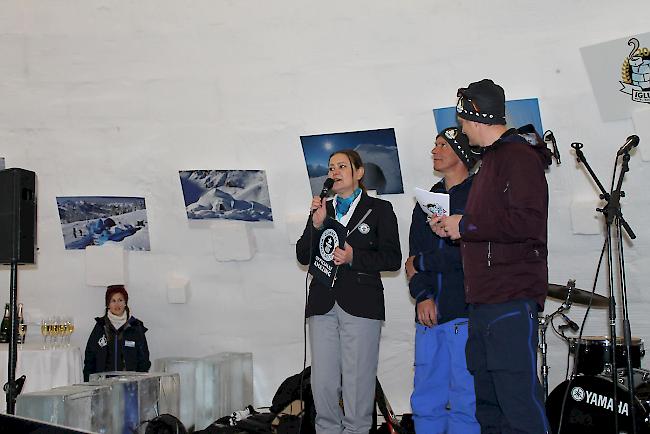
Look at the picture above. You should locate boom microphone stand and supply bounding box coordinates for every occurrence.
[571,141,638,434]
[611,150,637,434]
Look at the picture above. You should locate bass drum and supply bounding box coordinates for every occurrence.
[546,369,650,433]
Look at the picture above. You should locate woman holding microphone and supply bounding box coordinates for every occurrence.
[296,149,401,434]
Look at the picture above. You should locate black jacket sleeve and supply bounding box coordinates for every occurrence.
[83,321,104,381]
[136,323,151,372]
[409,270,436,303]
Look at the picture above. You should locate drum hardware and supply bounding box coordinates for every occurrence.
[547,283,609,308]
[539,279,580,400]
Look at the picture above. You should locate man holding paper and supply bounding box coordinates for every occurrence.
[406,127,480,434]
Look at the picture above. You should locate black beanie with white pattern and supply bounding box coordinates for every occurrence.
[456,79,506,125]
[437,127,478,169]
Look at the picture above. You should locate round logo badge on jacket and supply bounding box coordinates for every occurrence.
[319,229,339,262]
[358,223,370,234]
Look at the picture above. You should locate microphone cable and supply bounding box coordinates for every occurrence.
[556,239,606,434]
[298,180,333,432]
[298,202,323,434]
[556,146,613,434]
[557,148,622,433]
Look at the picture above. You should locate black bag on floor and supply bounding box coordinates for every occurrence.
[269,367,316,434]
[194,423,248,434]
[233,413,276,434]
[143,414,188,434]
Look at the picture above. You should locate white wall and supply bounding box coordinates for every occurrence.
[1,0,650,414]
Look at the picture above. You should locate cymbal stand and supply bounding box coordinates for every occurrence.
[572,142,637,434]
[539,279,575,400]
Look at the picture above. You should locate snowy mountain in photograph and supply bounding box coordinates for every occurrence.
[57,197,146,224]
[179,170,273,221]
[56,196,150,251]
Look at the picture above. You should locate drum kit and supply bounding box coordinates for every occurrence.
[540,280,649,433]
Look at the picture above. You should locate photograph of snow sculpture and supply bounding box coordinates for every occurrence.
[179,170,273,221]
[56,196,150,251]
[300,128,404,196]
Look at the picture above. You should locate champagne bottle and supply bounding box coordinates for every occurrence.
[18,303,25,344]
[0,303,10,343]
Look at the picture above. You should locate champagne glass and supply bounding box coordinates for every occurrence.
[63,316,73,347]
[52,317,60,349]
[41,318,48,349]
[68,317,75,347]
[47,317,57,349]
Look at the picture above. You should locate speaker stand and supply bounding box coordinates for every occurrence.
[3,261,23,414]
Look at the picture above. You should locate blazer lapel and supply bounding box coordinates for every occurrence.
[344,193,372,233]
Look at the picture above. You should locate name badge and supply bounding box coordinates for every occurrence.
[125,340,136,347]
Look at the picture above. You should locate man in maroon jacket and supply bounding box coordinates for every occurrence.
[432,79,551,434]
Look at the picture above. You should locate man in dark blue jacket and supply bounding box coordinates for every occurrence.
[406,127,480,434]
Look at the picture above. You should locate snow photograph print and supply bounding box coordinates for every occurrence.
[179,170,273,222]
[56,196,150,251]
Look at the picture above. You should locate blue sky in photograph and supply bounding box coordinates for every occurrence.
[300,128,397,167]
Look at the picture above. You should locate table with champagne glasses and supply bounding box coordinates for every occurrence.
[0,318,83,412]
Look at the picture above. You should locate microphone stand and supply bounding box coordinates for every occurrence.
[572,142,637,433]
[611,151,637,434]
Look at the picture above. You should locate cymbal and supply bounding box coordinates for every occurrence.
[548,284,609,308]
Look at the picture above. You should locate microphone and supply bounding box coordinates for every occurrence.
[311,177,335,219]
[616,135,640,156]
[544,130,561,164]
[559,313,579,332]
[319,178,335,199]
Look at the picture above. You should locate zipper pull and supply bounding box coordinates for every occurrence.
[487,242,492,267]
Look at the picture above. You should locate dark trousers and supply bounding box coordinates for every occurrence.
[466,299,550,434]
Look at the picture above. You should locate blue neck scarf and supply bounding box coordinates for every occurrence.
[335,188,362,220]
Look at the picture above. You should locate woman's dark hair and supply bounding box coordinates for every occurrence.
[105,284,130,317]
[328,149,366,191]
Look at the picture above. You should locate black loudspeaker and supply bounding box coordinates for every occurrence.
[0,168,37,264]
[0,413,92,433]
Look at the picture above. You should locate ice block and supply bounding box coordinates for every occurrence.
[16,384,114,433]
[88,371,180,433]
[153,357,200,430]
